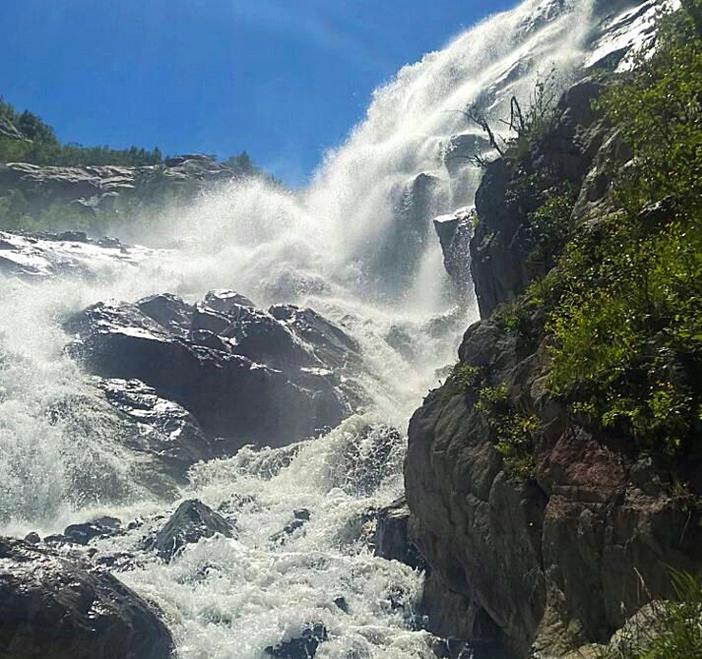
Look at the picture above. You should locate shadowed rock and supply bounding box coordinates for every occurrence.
[0,536,173,659]
[65,297,348,454]
[373,497,425,570]
[146,499,234,562]
[63,516,122,545]
[264,623,328,658]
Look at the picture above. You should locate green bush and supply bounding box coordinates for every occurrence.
[540,0,702,459]
[525,185,577,270]
[476,383,539,481]
[444,362,483,396]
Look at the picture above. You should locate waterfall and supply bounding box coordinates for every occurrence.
[0,1,654,656]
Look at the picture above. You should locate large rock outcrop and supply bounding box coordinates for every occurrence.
[0,229,152,278]
[433,207,474,304]
[65,289,363,460]
[405,77,702,657]
[0,536,173,659]
[0,155,243,221]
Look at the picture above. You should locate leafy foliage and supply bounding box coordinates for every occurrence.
[463,69,562,166]
[476,383,538,481]
[525,185,577,270]
[538,1,702,458]
[443,362,483,396]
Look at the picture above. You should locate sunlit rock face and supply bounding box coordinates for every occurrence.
[0,156,242,220]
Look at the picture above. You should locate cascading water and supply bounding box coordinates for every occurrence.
[0,1,655,656]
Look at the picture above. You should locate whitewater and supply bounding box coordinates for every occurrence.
[0,1,655,657]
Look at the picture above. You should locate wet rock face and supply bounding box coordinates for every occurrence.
[64,290,360,457]
[0,229,151,278]
[433,207,475,304]
[373,172,444,292]
[0,536,173,659]
[100,378,215,478]
[145,499,234,562]
[373,496,425,571]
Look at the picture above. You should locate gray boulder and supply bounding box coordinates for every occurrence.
[65,297,347,454]
[146,499,234,562]
[0,536,173,659]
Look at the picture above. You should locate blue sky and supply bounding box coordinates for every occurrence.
[1,0,515,184]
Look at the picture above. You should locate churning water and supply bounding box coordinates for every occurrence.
[0,0,652,656]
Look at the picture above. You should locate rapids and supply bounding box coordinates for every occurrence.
[0,1,655,656]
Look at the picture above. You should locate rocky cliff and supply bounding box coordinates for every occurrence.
[0,155,257,234]
[405,68,702,658]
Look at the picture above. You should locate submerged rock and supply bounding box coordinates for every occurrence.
[0,536,173,659]
[63,516,122,545]
[331,424,403,497]
[146,499,234,561]
[264,623,328,658]
[270,508,311,545]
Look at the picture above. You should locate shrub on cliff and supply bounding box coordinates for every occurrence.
[542,0,702,458]
[601,570,702,659]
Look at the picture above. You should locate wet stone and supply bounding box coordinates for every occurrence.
[146,499,234,562]
[264,623,328,658]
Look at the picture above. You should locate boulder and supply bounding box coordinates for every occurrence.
[65,298,348,452]
[269,304,363,371]
[63,516,122,545]
[136,293,193,339]
[146,499,234,562]
[221,305,315,371]
[0,536,173,659]
[202,289,256,313]
[264,623,328,658]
